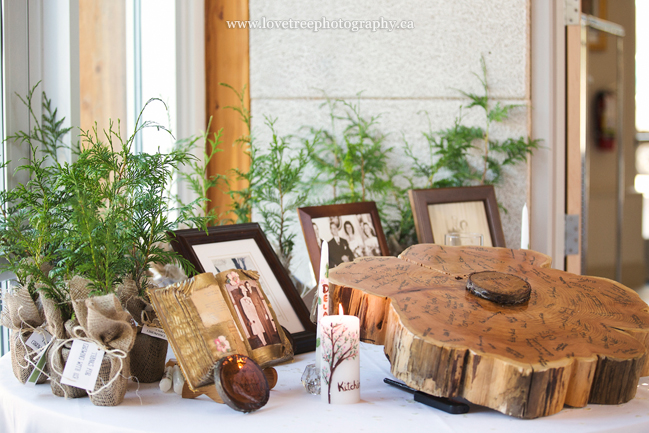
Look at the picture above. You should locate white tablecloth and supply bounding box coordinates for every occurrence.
[2,343,649,433]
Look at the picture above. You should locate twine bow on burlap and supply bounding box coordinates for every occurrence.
[0,281,49,384]
[49,285,136,406]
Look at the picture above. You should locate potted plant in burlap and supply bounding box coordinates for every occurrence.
[49,107,201,392]
[57,276,136,405]
[2,90,203,397]
[0,88,70,385]
[0,277,48,384]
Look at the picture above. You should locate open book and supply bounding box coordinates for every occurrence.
[149,270,293,390]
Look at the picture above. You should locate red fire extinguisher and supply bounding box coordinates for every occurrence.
[595,90,616,151]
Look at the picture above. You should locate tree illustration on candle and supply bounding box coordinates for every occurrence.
[321,319,360,404]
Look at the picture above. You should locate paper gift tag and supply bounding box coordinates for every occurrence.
[25,337,54,386]
[25,328,52,352]
[142,325,167,340]
[61,340,105,391]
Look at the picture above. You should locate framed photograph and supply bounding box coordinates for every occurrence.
[297,202,390,281]
[409,185,505,247]
[170,223,316,354]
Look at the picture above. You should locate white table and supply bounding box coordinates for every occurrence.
[2,343,649,433]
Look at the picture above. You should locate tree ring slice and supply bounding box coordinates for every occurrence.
[466,271,531,305]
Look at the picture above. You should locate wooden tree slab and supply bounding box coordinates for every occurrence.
[327,245,649,419]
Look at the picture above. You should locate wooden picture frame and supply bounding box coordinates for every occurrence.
[409,185,505,247]
[170,223,315,354]
[297,201,390,281]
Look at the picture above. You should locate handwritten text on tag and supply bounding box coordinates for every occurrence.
[60,340,105,391]
[25,328,52,352]
[142,325,167,340]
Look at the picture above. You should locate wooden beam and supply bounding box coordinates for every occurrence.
[565,22,584,274]
[79,0,127,141]
[205,0,250,221]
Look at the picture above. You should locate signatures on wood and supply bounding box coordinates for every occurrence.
[330,245,649,368]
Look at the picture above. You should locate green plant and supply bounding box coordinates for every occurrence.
[308,97,393,204]
[0,85,70,306]
[255,117,312,269]
[127,148,205,294]
[406,56,540,188]
[404,111,483,188]
[221,83,263,224]
[173,118,225,227]
[15,97,202,296]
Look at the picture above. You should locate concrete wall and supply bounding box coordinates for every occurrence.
[248,0,531,285]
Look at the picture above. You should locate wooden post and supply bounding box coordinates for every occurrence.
[79,0,127,141]
[565,10,583,274]
[204,0,250,221]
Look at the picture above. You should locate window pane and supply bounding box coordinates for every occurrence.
[139,0,176,154]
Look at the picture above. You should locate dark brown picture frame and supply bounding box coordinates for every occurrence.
[169,223,316,354]
[409,185,505,247]
[297,201,390,280]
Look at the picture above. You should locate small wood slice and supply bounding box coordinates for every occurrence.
[466,271,531,304]
[214,354,270,413]
[263,367,278,389]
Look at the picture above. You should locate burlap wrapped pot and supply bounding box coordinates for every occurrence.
[119,278,167,384]
[1,282,49,384]
[72,290,136,406]
[42,277,90,398]
[48,340,89,399]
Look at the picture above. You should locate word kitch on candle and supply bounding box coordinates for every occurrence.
[320,305,360,404]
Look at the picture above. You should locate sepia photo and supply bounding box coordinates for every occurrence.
[224,277,281,350]
[427,201,493,247]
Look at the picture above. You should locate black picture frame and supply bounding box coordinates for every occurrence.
[170,223,316,354]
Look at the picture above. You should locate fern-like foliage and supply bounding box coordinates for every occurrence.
[255,117,312,269]
[404,55,540,194]
[173,118,225,227]
[126,149,205,294]
[221,83,263,224]
[0,84,71,307]
[54,99,205,296]
[307,97,393,205]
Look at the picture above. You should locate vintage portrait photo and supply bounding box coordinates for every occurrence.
[427,200,493,247]
[312,213,382,268]
[191,239,305,335]
[224,274,281,350]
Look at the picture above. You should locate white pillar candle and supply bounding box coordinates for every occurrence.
[521,203,530,250]
[320,306,360,404]
[315,241,330,371]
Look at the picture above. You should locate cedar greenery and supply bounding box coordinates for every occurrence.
[0,85,70,306]
[405,56,540,188]
[221,83,263,224]
[173,118,224,227]
[308,97,393,204]
[1,88,204,304]
[255,117,313,269]
[56,100,203,295]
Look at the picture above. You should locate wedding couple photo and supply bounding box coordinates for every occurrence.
[312,213,382,268]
